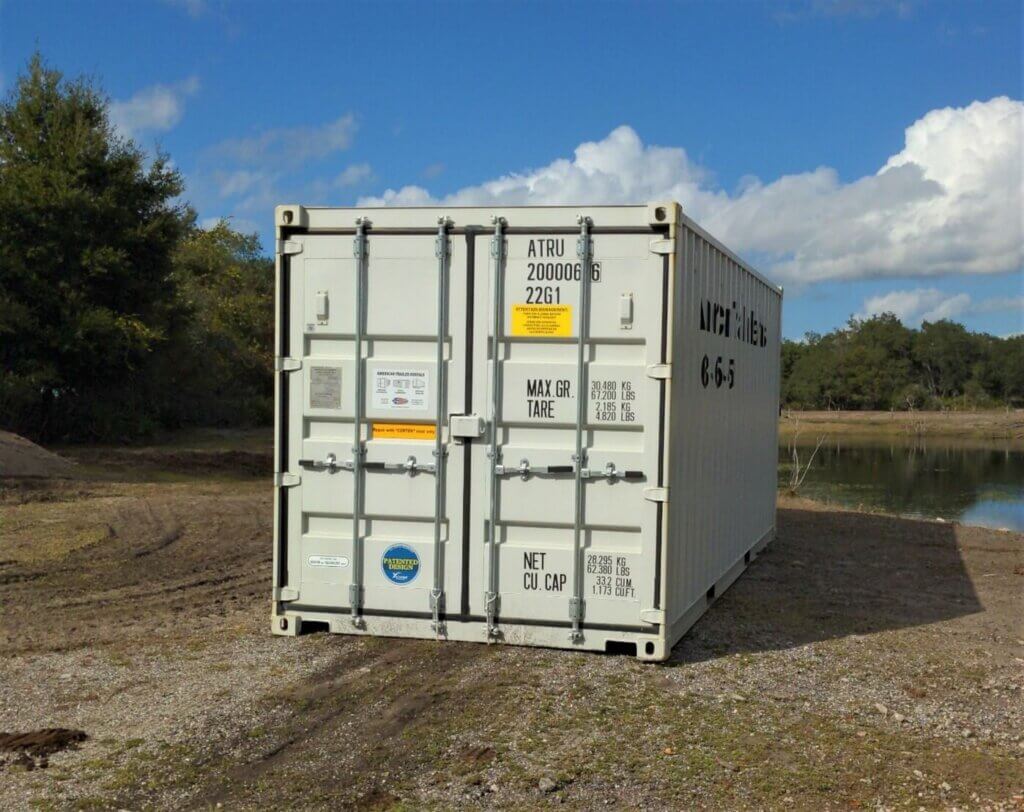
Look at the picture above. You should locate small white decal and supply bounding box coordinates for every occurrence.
[308,555,349,568]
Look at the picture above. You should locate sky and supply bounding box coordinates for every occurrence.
[1,0,1021,340]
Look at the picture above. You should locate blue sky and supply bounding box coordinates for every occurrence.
[1,0,1021,339]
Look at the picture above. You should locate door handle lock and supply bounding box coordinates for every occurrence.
[582,463,645,481]
[297,453,346,472]
[378,455,437,475]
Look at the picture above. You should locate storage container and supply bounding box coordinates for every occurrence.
[271,202,782,661]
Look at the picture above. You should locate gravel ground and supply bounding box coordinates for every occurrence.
[0,458,1021,810]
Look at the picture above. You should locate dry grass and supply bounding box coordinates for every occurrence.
[780,409,1024,445]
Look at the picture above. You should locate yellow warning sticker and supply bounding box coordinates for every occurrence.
[510,303,572,337]
[372,422,437,441]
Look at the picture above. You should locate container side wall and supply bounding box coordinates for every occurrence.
[665,224,781,640]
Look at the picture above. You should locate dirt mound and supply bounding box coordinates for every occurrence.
[0,729,88,770]
[0,432,75,479]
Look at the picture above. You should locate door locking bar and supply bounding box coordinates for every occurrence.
[349,217,369,627]
[494,459,644,480]
[397,455,438,474]
[299,454,442,474]
[430,217,452,634]
[569,214,593,644]
[484,215,507,640]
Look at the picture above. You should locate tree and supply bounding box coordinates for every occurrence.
[783,333,835,409]
[779,315,1018,411]
[837,314,913,409]
[913,320,980,400]
[1003,336,1024,404]
[150,222,275,427]
[0,54,190,440]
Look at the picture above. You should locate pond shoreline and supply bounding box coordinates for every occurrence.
[780,409,1023,445]
[778,492,1024,533]
[778,431,1024,532]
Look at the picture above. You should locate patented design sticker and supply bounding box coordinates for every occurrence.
[511,304,572,337]
[381,544,420,585]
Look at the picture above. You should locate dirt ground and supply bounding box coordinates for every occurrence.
[0,438,1022,810]
[779,410,1024,446]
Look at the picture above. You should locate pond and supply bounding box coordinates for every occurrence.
[778,437,1024,531]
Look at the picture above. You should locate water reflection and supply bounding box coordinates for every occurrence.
[778,437,1024,531]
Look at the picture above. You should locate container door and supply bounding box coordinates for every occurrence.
[467,223,667,634]
[280,228,468,623]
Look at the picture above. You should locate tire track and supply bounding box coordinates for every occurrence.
[193,640,490,810]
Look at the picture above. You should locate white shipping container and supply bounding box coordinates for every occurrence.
[271,203,782,661]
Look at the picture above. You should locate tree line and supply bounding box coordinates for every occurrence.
[1,56,273,442]
[782,315,1023,411]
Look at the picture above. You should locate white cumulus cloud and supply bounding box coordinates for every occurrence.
[109,76,200,139]
[360,97,1023,285]
[858,289,972,323]
[858,288,1024,326]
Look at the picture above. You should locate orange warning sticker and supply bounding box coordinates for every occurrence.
[372,422,437,441]
[510,303,573,337]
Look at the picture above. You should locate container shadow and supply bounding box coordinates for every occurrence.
[666,505,983,665]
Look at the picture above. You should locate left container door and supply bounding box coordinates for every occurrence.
[278,231,468,620]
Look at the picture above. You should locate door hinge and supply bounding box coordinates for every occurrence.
[275,472,301,487]
[644,486,668,503]
[275,587,299,602]
[276,239,303,256]
[275,357,302,372]
[639,608,665,625]
[646,363,671,380]
[649,238,674,256]
[568,597,585,621]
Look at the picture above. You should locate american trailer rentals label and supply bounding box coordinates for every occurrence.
[372,368,428,411]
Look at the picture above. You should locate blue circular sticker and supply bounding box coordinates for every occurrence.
[381,544,420,585]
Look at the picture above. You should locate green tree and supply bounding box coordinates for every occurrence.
[783,333,836,409]
[151,221,275,427]
[1003,336,1024,404]
[912,320,980,400]
[778,315,1022,411]
[836,314,913,409]
[780,338,807,390]
[975,334,1024,405]
[0,54,189,440]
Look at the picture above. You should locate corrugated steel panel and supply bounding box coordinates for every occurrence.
[665,221,782,641]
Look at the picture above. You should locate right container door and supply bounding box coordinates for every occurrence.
[468,225,668,632]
